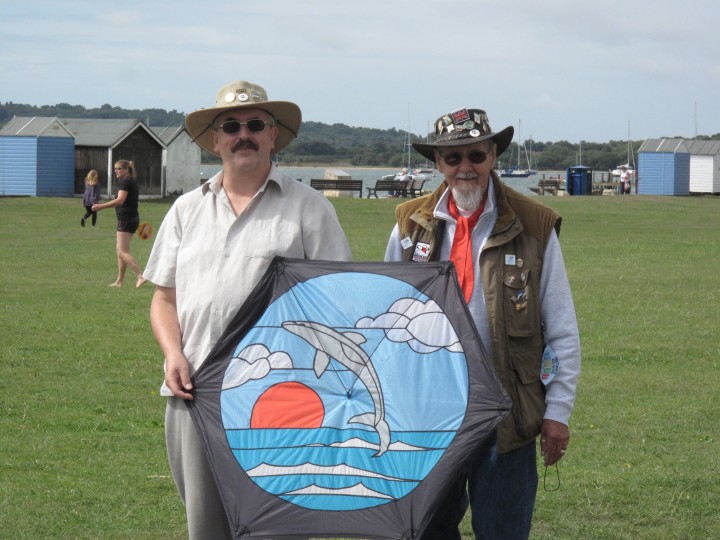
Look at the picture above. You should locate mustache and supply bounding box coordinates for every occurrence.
[454,172,478,181]
[231,139,259,152]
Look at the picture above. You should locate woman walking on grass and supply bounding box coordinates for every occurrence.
[80,169,101,228]
[92,160,147,288]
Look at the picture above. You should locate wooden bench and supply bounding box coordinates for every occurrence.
[310,179,363,198]
[407,178,426,198]
[366,178,409,198]
[529,179,560,196]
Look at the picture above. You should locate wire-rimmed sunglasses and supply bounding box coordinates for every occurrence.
[439,149,490,167]
[216,119,272,134]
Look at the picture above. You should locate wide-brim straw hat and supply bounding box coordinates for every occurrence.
[413,108,514,162]
[186,80,301,156]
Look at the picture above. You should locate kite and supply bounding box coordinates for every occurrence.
[187,257,512,539]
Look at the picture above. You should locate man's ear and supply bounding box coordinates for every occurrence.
[210,130,220,154]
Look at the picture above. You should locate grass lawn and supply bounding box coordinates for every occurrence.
[1,193,718,539]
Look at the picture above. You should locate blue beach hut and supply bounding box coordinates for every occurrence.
[637,139,690,195]
[0,117,75,197]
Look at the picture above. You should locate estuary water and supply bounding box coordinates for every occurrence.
[199,164,554,197]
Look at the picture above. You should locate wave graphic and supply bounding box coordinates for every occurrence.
[306,437,432,452]
[283,482,393,499]
[246,462,414,482]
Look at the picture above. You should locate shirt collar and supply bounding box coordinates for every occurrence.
[201,162,286,197]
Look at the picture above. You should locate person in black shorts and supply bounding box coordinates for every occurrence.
[92,160,147,288]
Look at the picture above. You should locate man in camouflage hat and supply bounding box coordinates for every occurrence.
[385,108,581,539]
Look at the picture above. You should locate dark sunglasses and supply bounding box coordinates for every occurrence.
[439,149,489,166]
[216,119,271,134]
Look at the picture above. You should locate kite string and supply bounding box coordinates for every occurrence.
[543,463,561,492]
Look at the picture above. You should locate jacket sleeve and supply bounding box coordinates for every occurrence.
[383,224,403,262]
[539,231,581,425]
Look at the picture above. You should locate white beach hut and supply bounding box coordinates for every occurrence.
[685,140,720,194]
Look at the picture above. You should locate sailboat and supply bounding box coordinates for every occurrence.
[500,120,534,178]
[381,131,434,182]
[611,122,636,177]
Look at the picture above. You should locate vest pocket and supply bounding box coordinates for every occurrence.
[503,267,540,337]
[508,345,546,440]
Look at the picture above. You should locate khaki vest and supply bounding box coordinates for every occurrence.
[395,173,561,452]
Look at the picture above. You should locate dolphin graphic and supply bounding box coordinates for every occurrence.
[281,321,390,456]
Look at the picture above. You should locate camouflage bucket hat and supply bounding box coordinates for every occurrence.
[413,108,513,162]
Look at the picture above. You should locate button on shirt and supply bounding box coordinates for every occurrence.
[143,165,352,396]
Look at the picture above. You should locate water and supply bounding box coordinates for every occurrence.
[199,164,553,197]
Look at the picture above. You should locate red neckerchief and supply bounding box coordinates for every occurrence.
[448,194,486,303]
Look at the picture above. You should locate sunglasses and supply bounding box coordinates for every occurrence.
[216,119,272,134]
[439,149,490,166]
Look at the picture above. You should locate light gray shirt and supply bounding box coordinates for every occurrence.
[144,164,352,396]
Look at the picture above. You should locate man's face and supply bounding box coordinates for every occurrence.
[435,141,497,211]
[210,108,278,171]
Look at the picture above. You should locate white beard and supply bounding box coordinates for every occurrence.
[451,183,484,212]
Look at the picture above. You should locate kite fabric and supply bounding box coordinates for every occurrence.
[187,257,512,539]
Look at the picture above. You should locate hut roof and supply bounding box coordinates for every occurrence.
[0,116,74,137]
[151,126,187,145]
[638,138,689,153]
[59,118,164,148]
[684,140,720,156]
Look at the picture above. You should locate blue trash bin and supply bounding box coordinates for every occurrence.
[566,166,593,195]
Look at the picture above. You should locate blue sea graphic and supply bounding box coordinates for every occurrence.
[225,428,454,510]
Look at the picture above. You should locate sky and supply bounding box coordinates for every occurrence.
[1,0,719,143]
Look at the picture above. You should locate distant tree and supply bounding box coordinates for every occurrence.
[2,101,719,167]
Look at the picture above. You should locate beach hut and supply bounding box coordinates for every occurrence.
[0,117,75,197]
[60,118,165,197]
[685,140,720,194]
[637,139,690,195]
[151,126,201,196]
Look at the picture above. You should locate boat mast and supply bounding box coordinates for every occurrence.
[627,120,636,169]
[517,120,521,169]
[406,104,412,170]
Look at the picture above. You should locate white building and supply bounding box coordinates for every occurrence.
[685,140,720,194]
[151,126,201,196]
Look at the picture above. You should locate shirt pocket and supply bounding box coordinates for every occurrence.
[238,220,302,259]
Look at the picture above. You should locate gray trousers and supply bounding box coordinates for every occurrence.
[165,397,234,540]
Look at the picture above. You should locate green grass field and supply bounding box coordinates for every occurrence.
[1,194,718,539]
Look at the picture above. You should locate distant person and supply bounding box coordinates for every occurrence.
[92,160,147,288]
[142,79,351,539]
[393,167,411,197]
[384,107,581,539]
[620,165,631,194]
[80,169,101,228]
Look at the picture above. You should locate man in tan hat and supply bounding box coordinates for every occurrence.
[384,108,580,539]
[143,81,351,539]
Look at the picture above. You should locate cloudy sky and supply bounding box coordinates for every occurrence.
[1,1,718,142]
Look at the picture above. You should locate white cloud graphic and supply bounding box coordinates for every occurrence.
[223,344,293,390]
[355,298,463,353]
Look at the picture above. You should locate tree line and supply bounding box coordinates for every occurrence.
[2,101,718,171]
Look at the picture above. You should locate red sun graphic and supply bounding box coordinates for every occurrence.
[250,382,325,429]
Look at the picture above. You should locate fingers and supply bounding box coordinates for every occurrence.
[540,437,567,467]
[166,360,194,400]
[168,377,194,400]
